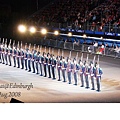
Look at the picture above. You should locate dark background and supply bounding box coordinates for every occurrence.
[0,0,54,38]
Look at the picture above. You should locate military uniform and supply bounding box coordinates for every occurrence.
[94,64,103,92]
[43,53,48,77]
[89,62,95,90]
[67,59,72,84]
[84,62,90,89]
[17,48,21,68]
[47,54,52,78]
[28,50,32,72]
[35,52,40,74]
[5,47,8,65]
[73,60,80,85]
[13,47,17,67]
[57,56,62,81]
[79,61,85,87]
[51,55,56,80]
[62,57,67,82]
[8,47,12,66]
[20,49,24,69]
[31,50,36,73]
[39,53,44,76]
[24,49,28,70]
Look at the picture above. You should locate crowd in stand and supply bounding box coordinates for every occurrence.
[28,0,120,32]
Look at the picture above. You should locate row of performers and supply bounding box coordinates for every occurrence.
[0,40,103,92]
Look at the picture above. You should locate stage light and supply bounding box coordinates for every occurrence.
[18,25,26,33]
[83,34,87,38]
[54,31,59,35]
[29,27,36,33]
[68,32,72,36]
[41,28,47,35]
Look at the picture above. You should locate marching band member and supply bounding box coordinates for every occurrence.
[20,41,24,69]
[0,38,2,63]
[24,43,28,70]
[4,39,8,65]
[8,39,12,66]
[13,41,17,67]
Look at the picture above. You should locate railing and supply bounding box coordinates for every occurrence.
[37,38,120,58]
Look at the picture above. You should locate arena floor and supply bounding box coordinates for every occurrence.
[0,47,120,103]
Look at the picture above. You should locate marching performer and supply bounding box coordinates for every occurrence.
[16,41,21,68]
[28,43,32,72]
[51,54,57,80]
[35,45,40,74]
[4,39,8,65]
[13,41,17,67]
[24,43,28,70]
[89,56,96,90]
[84,54,90,89]
[79,53,84,87]
[20,41,24,69]
[1,38,5,64]
[62,56,67,82]
[8,39,12,66]
[95,56,103,92]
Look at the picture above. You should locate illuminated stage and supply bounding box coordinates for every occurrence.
[0,48,120,103]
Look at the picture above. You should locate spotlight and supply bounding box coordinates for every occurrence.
[41,28,47,35]
[68,32,72,36]
[83,34,87,38]
[18,25,26,33]
[29,27,36,33]
[54,31,59,35]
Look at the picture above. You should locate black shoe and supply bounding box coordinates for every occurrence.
[36,73,39,74]
[17,67,20,68]
[58,79,61,81]
[25,69,28,70]
[74,84,77,86]
[33,72,35,73]
[63,81,67,82]
[40,74,43,76]
[14,66,16,67]
[44,76,47,77]
[96,90,101,92]
[91,88,95,90]
[68,82,71,84]
[6,64,8,65]
[80,85,84,87]
[2,63,5,64]
[52,78,56,80]
[85,87,90,89]
[9,65,11,66]
[48,76,51,78]
[28,70,31,72]
[21,68,24,69]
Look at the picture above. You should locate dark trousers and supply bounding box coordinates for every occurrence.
[5,54,8,65]
[80,73,84,87]
[74,72,77,85]
[0,53,2,63]
[39,63,43,76]
[48,65,51,78]
[44,64,47,77]
[17,57,20,68]
[2,53,5,64]
[67,72,71,84]
[32,61,35,73]
[8,55,12,66]
[85,74,89,88]
[91,76,95,89]
[58,68,61,80]
[96,76,101,91]
[36,62,39,74]
[52,67,55,79]
[25,59,28,70]
[28,60,31,71]
[21,57,24,69]
[13,56,16,67]
[62,70,66,82]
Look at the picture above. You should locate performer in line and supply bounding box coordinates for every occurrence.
[24,43,28,70]
[51,54,56,80]
[13,41,17,67]
[1,38,5,64]
[28,43,32,72]
[4,39,8,65]
[8,39,12,66]
[48,53,52,78]
[16,41,21,68]
[20,41,24,69]
[94,56,103,92]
